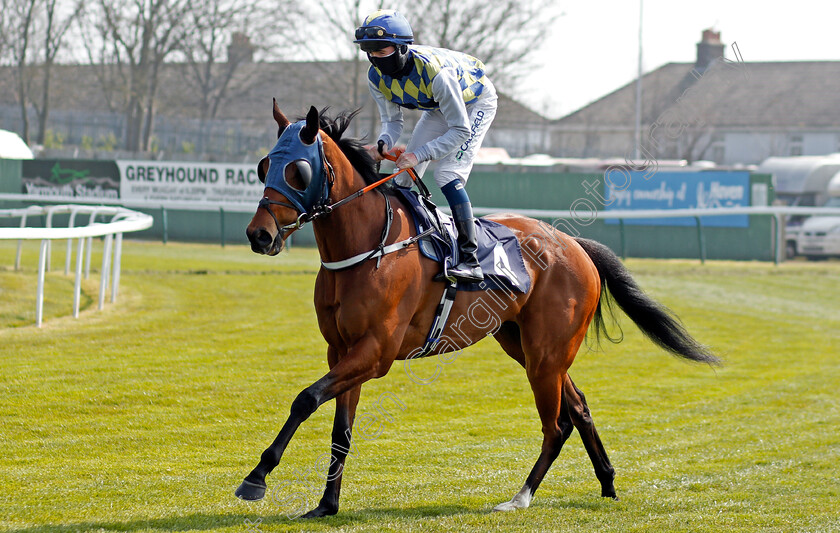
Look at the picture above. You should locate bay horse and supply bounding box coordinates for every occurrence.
[239,102,719,517]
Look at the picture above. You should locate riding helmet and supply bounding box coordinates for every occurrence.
[353,9,414,52]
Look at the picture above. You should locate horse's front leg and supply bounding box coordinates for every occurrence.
[235,336,390,501]
[300,384,362,518]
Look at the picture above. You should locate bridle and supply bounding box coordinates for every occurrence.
[257,147,423,237]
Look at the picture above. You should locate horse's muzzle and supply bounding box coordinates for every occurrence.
[246,227,284,255]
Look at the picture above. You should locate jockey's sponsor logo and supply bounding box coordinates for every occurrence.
[455,110,485,160]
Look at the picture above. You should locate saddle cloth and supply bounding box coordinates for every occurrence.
[394,186,531,293]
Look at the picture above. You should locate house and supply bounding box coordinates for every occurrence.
[550,30,840,166]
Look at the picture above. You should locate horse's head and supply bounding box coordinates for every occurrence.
[246,100,333,255]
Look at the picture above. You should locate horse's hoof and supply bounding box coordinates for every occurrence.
[492,493,531,512]
[492,501,516,512]
[301,504,338,518]
[493,500,526,512]
[235,479,267,501]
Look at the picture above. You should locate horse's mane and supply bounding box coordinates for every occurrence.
[302,108,393,191]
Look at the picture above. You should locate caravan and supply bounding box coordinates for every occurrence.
[757,154,840,258]
[795,173,840,259]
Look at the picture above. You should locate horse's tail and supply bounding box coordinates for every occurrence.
[575,237,720,365]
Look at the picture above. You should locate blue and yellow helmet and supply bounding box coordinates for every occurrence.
[354,10,414,52]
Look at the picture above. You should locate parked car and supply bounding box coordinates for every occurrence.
[795,176,840,259]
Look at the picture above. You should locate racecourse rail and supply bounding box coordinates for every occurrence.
[3,194,840,328]
[0,204,153,327]
[470,205,840,265]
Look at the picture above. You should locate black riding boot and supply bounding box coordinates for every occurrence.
[448,202,484,283]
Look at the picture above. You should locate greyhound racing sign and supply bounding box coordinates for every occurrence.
[116,160,264,205]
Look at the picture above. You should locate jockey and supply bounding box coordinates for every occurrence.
[354,9,497,283]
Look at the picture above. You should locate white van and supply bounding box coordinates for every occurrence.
[796,173,840,259]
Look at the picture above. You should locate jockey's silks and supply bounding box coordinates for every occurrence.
[368,45,488,110]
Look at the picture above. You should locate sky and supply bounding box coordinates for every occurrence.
[519,0,840,118]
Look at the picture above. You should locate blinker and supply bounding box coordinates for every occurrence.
[295,160,312,188]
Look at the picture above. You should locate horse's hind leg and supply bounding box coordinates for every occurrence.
[563,375,617,499]
[492,323,566,509]
[493,314,612,511]
[495,322,579,510]
[493,367,575,511]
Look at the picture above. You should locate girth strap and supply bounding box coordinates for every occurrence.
[416,281,459,357]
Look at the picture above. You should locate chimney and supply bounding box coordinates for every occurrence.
[695,29,725,73]
[228,32,254,64]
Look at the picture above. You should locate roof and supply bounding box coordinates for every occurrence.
[554,60,840,130]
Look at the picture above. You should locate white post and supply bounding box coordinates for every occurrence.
[84,236,93,279]
[98,233,113,310]
[73,236,85,318]
[84,211,97,279]
[36,239,49,327]
[111,233,123,303]
[15,213,28,271]
[45,207,56,273]
[774,213,784,265]
[65,208,80,276]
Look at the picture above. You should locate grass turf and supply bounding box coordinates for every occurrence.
[1,240,838,532]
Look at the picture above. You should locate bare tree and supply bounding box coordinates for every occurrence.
[180,2,248,128]
[0,1,11,65]
[398,0,559,91]
[289,0,387,137]
[303,0,558,92]
[6,0,39,143]
[295,0,558,134]
[33,0,83,144]
[311,0,367,116]
[178,0,299,125]
[78,0,190,151]
[0,0,81,144]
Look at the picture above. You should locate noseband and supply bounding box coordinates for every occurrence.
[257,196,310,234]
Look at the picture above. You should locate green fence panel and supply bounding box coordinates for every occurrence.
[2,159,777,261]
[0,159,22,194]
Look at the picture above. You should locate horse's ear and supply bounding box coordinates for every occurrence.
[272,98,289,137]
[300,105,319,145]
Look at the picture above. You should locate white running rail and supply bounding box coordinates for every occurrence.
[1,205,153,327]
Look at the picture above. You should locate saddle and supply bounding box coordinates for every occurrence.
[319,180,532,360]
[394,186,531,294]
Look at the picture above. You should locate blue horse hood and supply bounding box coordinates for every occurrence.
[263,121,329,214]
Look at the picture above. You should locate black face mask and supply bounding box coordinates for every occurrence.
[368,46,411,77]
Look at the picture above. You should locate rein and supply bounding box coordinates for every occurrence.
[317,160,436,271]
